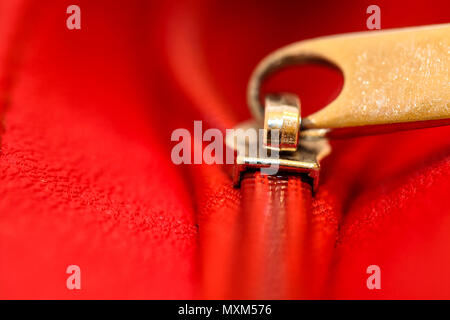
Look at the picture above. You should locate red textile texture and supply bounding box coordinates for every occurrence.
[0,0,449,299]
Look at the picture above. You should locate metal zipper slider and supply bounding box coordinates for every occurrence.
[229,24,450,190]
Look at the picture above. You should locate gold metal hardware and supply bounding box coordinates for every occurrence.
[249,24,450,138]
[231,24,450,189]
[263,93,301,152]
[226,118,331,191]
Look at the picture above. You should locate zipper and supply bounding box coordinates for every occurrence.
[201,24,449,299]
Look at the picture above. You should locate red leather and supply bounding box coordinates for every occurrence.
[0,0,449,299]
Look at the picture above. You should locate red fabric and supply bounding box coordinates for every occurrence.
[0,0,449,299]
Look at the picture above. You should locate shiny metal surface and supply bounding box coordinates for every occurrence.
[263,93,301,151]
[248,24,450,138]
[226,119,331,192]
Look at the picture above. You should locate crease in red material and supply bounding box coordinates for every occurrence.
[0,0,449,299]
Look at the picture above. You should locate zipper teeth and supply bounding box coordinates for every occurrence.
[222,172,312,299]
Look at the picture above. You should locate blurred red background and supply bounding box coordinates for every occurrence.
[0,0,449,299]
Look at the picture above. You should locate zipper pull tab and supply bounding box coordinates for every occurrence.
[248,24,450,139]
[230,24,449,190]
